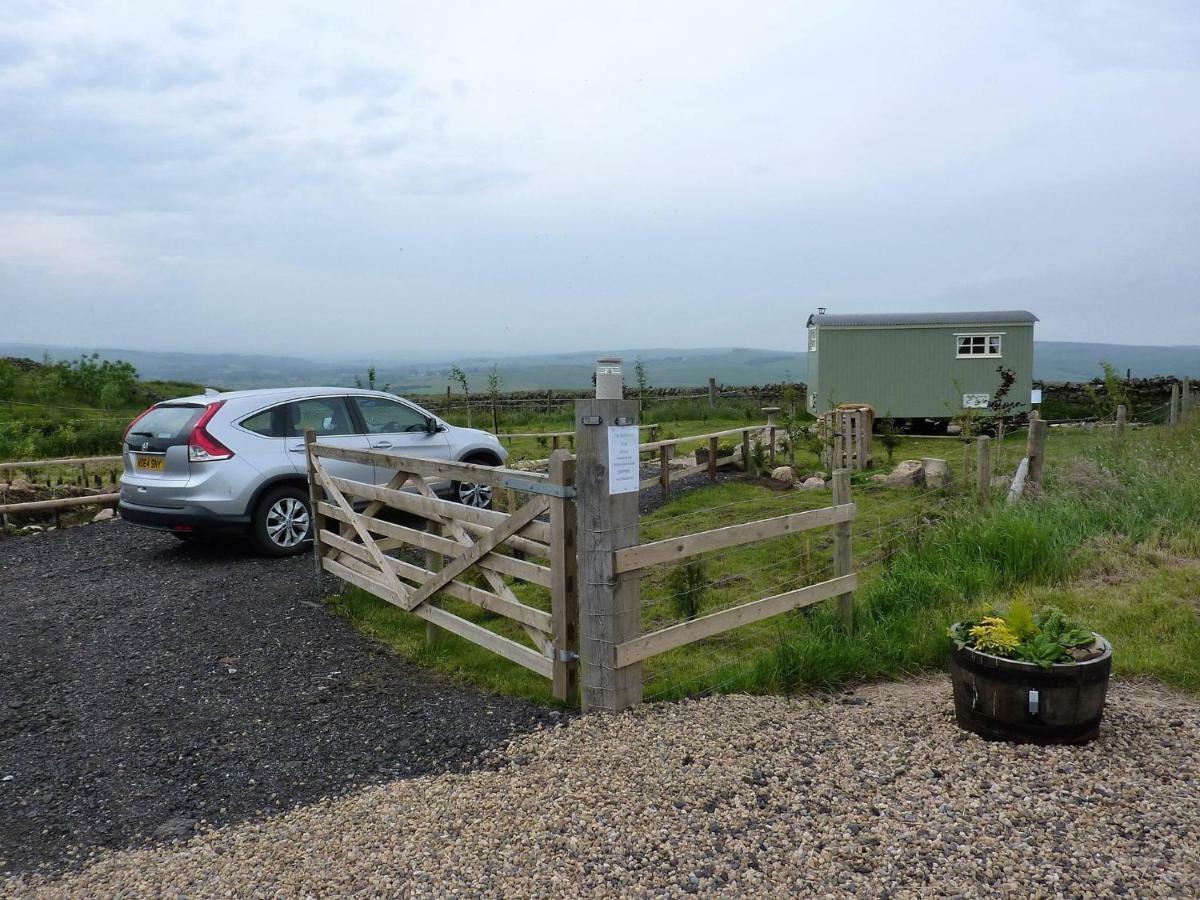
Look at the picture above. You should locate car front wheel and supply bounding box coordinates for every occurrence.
[253,486,313,556]
[452,455,498,509]
[454,479,493,509]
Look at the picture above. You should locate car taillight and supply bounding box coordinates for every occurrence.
[188,400,234,462]
[122,405,156,443]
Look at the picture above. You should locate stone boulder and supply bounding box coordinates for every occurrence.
[870,473,888,483]
[921,458,953,489]
[770,466,796,486]
[93,508,116,522]
[885,459,925,487]
[800,476,826,491]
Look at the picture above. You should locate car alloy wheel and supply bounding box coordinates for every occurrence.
[456,481,493,508]
[265,496,311,548]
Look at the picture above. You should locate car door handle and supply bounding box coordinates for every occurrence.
[288,446,308,453]
[371,441,393,449]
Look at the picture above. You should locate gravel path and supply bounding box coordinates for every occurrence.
[6,680,1197,897]
[0,522,561,876]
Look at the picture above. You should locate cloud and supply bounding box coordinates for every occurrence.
[303,64,410,101]
[0,212,133,278]
[0,1,1197,354]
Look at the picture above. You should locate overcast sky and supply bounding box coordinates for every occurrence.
[1,1,1198,357]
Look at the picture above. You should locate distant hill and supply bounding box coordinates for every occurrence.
[1033,341,1200,382]
[2,341,1197,393]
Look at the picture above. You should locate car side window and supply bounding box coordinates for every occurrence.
[287,397,358,437]
[352,397,429,434]
[241,405,287,437]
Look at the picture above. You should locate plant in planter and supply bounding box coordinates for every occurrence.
[947,601,1112,745]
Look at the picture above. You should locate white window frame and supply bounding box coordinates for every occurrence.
[954,332,1003,359]
[808,327,818,352]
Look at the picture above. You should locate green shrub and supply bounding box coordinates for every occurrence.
[666,560,708,621]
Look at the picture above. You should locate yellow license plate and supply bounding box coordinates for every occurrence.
[135,455,166,472]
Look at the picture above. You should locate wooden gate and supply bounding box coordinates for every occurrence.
[305,431,579,701]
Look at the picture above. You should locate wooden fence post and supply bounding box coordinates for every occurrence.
[304,428,324,579]
[708,377,717,408]
[741,428,753,476]
[762,407,779,468]
[659,444,672,499]
[1169,382,1180,428]
[548,449,579,704]
[424,526,444,648]
[491,397,499,435]
[1116,404,1126,439]
[831,468,854,633]
[707,436,719,481]
[1183,378,1192,422]
[1026,418,1048,489]
[575,395,642,712]
[975,435,991,505]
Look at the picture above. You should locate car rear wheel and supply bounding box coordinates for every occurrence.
[253,486,313,556]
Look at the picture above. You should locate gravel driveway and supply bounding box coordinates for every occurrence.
[0,521,561,876]
[6,679,1197,897]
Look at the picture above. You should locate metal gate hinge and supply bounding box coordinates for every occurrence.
[553,649,579,663]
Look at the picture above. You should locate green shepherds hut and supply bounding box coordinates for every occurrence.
[805,310,1038,423]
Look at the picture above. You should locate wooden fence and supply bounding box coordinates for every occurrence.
[638,425,768,497]
[0,455,123,526]
[609,490,857,671]
[312,401,857,713]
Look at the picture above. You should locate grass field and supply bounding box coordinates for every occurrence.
[329,417,1200,705]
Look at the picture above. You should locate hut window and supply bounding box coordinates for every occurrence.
[956,333,1002,358]
[808,328,817,352]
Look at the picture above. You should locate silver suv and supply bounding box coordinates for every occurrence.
[118,387,506,556]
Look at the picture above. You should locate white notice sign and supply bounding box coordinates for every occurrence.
[1030,388,1043,404]
[608,426,641,494]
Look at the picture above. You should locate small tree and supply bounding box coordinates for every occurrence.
[486,364,503,433]
[1084,361,1131,418]
[634,356,649,414]
[779,383,806,467]
[450,366,471,427]
[666,560,708,621]
[353,365,390,393]
[877,415,902,465]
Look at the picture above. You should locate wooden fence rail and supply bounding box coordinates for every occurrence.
[0,492,119,516]
[0,454,123,472]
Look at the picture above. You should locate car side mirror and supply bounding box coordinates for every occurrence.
[426,418,439,434]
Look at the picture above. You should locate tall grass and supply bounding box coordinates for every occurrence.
[734,421,1200,695]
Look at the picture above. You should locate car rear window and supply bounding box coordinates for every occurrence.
[126,405,202,445]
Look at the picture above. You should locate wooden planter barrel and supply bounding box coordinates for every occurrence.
[949,632,1112,745]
